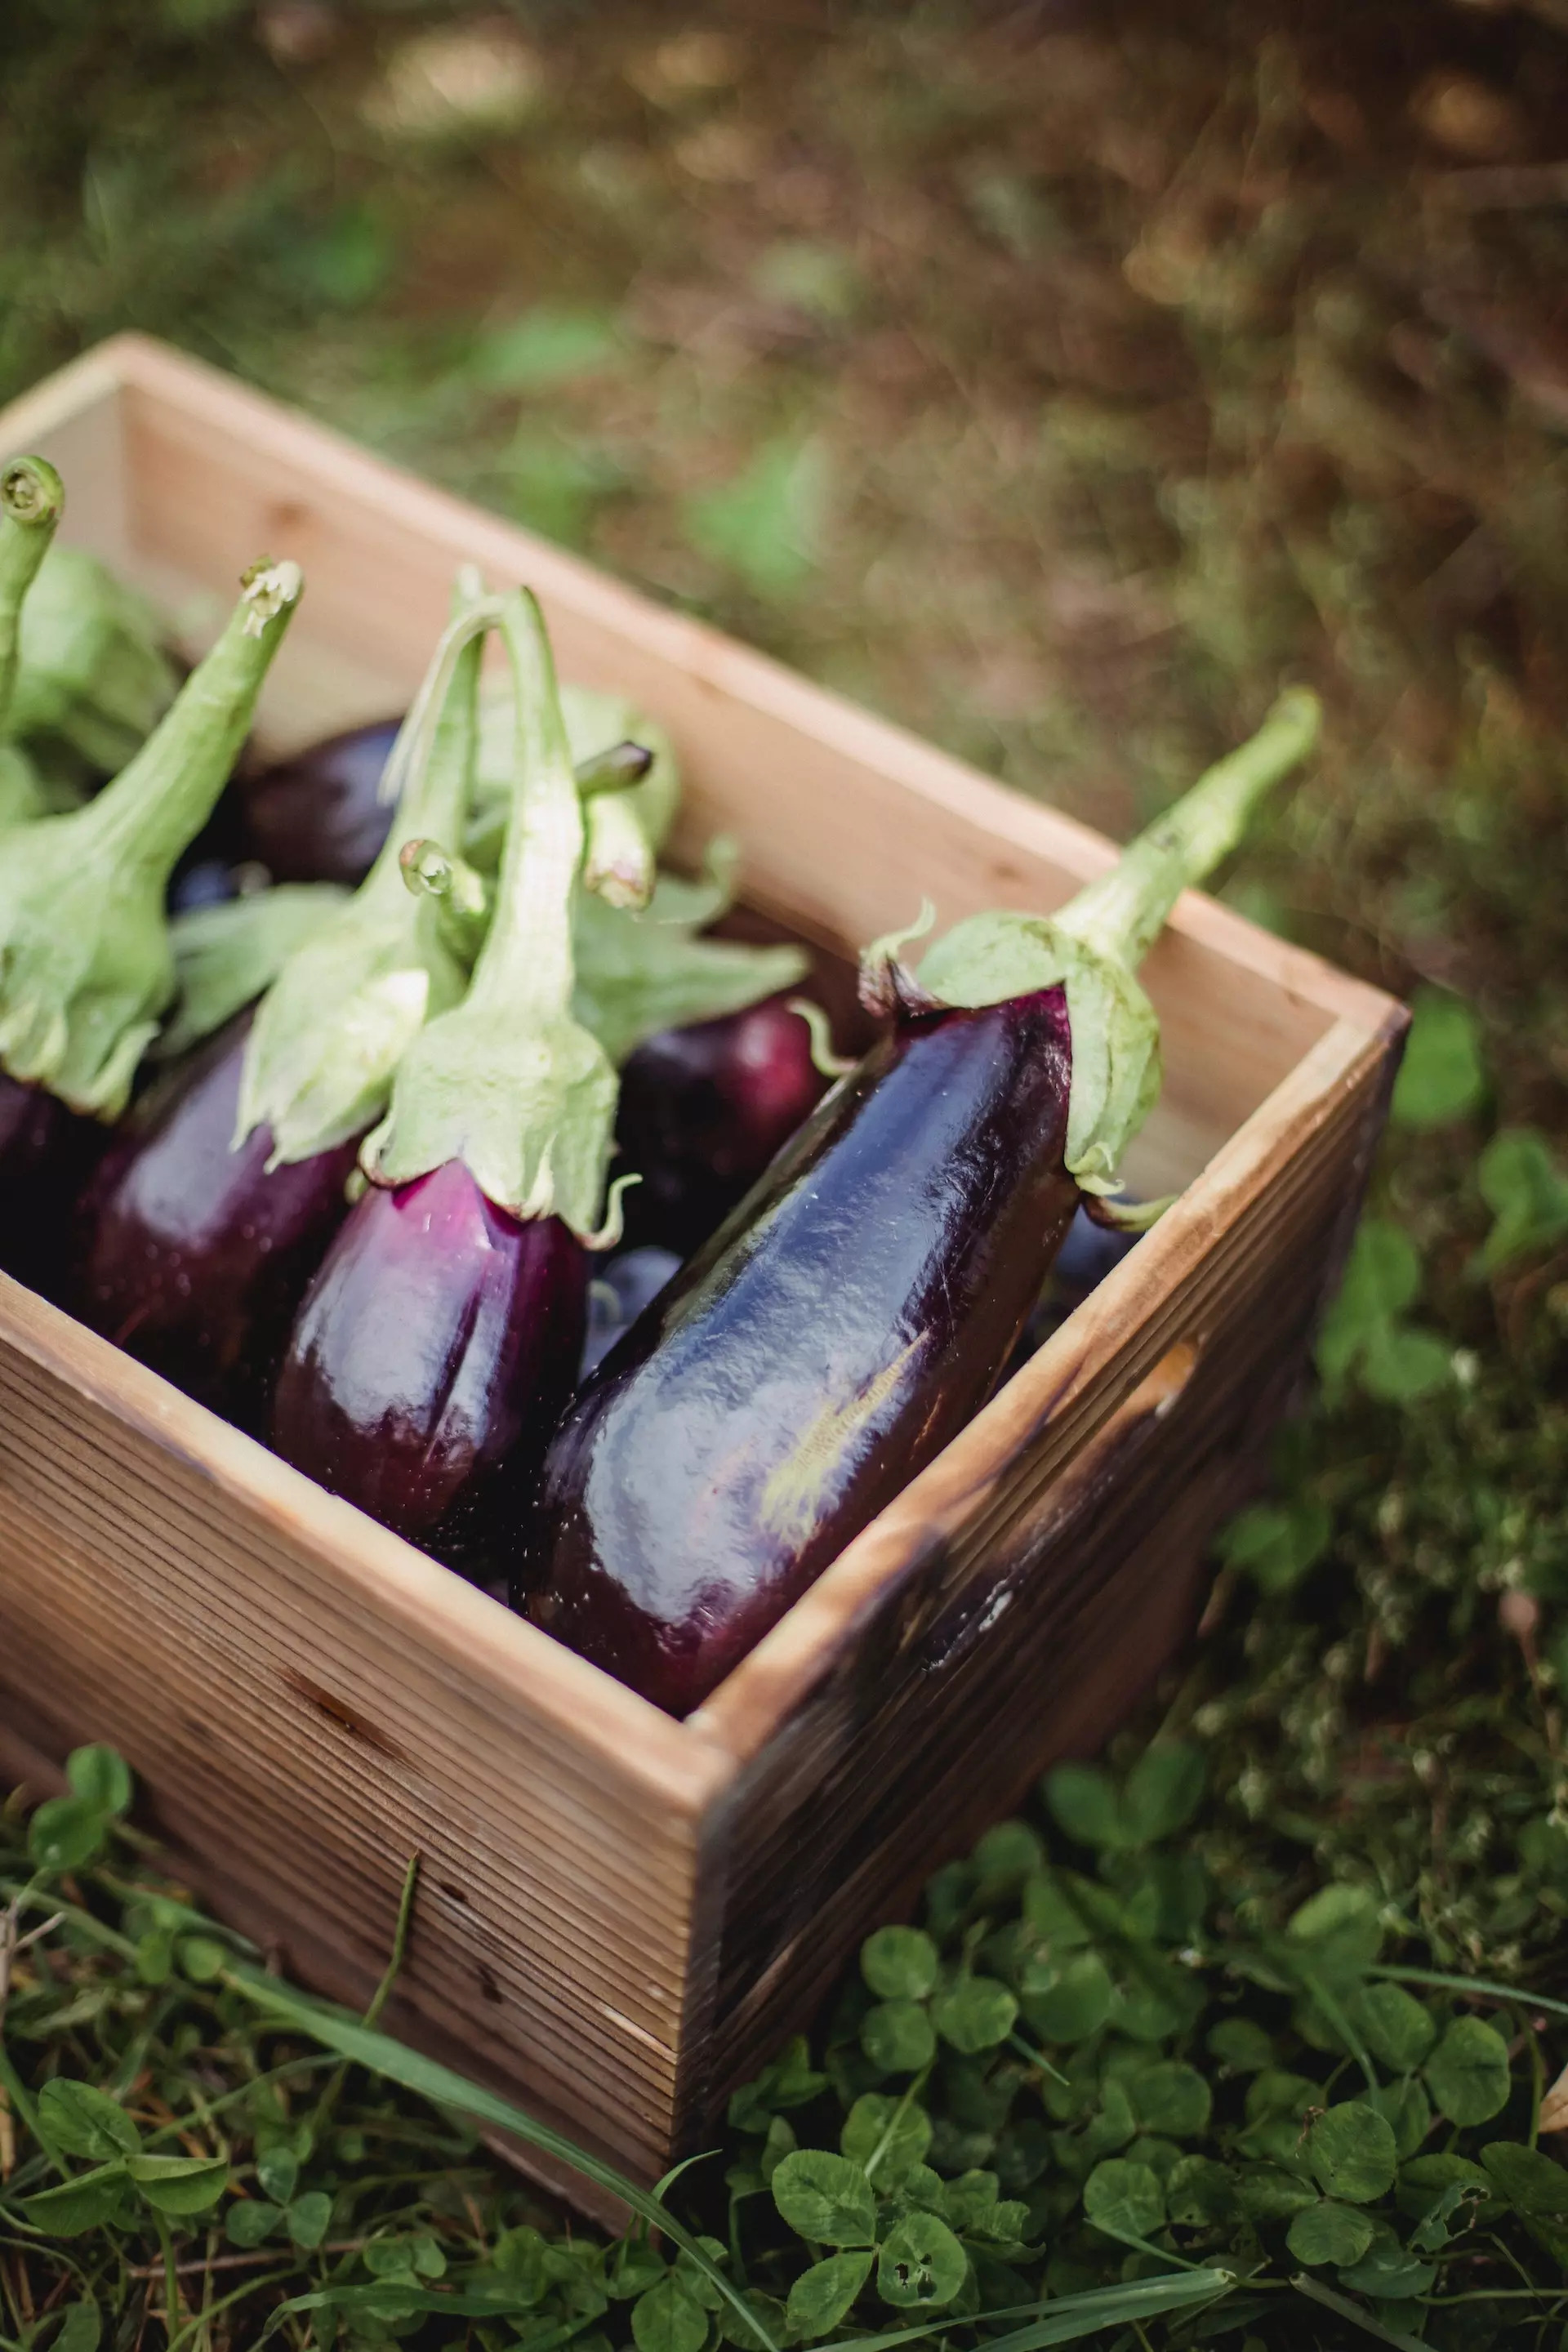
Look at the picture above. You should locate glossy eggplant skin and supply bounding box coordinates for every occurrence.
[522,985,1079,1714]
[0,1075,106,1298]
[238,719,403,886]
[272,1160,586,1576]
[74,1016,359,1423]
[615,994,827,1257]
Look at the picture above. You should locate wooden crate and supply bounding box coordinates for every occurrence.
[0,336,1405,2192]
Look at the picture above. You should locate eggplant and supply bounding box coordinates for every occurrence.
[0,1073,106,1298]
[273,1160,586,1567]
[74,1014,359,1423]
[0,1073,61,1214]
[525,990,1077,1710]
[74,587,495,1425]
[271,589,624,1565]
[238,718,403,885]
[520,691,1323,1713]
[615,992,828,1257]
[75,589,501,1423]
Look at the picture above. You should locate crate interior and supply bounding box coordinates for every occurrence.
[24,370,1339,1218]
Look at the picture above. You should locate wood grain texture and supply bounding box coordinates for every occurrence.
[0,1276,717,2176]
[0,340,1408,2185]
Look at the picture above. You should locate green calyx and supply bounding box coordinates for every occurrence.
[0,743,60,829]
[877,688,1322,1192]
[159,883,350,1060]
[0,557,302,1117]
[908,920,1163,1195]
[401,740,664,966]
[399,829,811,1067]
[10,546,178,776]
[571,846,808,1066]
[362,588,623,1243]
[238,589,489,1165]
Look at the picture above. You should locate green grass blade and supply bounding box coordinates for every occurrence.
[1291,2274,1433,2350]
[225,1966,774,2351]
[821,2272,1232,2352]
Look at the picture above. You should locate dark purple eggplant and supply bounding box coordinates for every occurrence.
[74,1014,359,1423]
[615,993,828,1257]
[237,718,403,886]
[519,690,1322,1713]
[270,587,621,1566]
[273,1160,586,1570]
[524,989,1078,1713]
[0,1075,107,1298]
[0,1073,61,1217]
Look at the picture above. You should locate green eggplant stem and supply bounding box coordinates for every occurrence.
[399,834,489,964]
[234,587,490,1167]
[1053,686,1322,973]
[349,603,492,931]
[0,457,65,732]
[576,739,654,796]
[0,556,303,1117]
[905,688,1325,1192]
[582,785,656,911]
[466,591,585,1030]
[362,586,621,1239]
[91,559,305,883]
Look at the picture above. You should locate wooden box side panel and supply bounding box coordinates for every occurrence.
[65,338,1383,1189]
[0,1297,717,2180]
[697,1370,1243,2118]
[679,1013,1401,2130]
